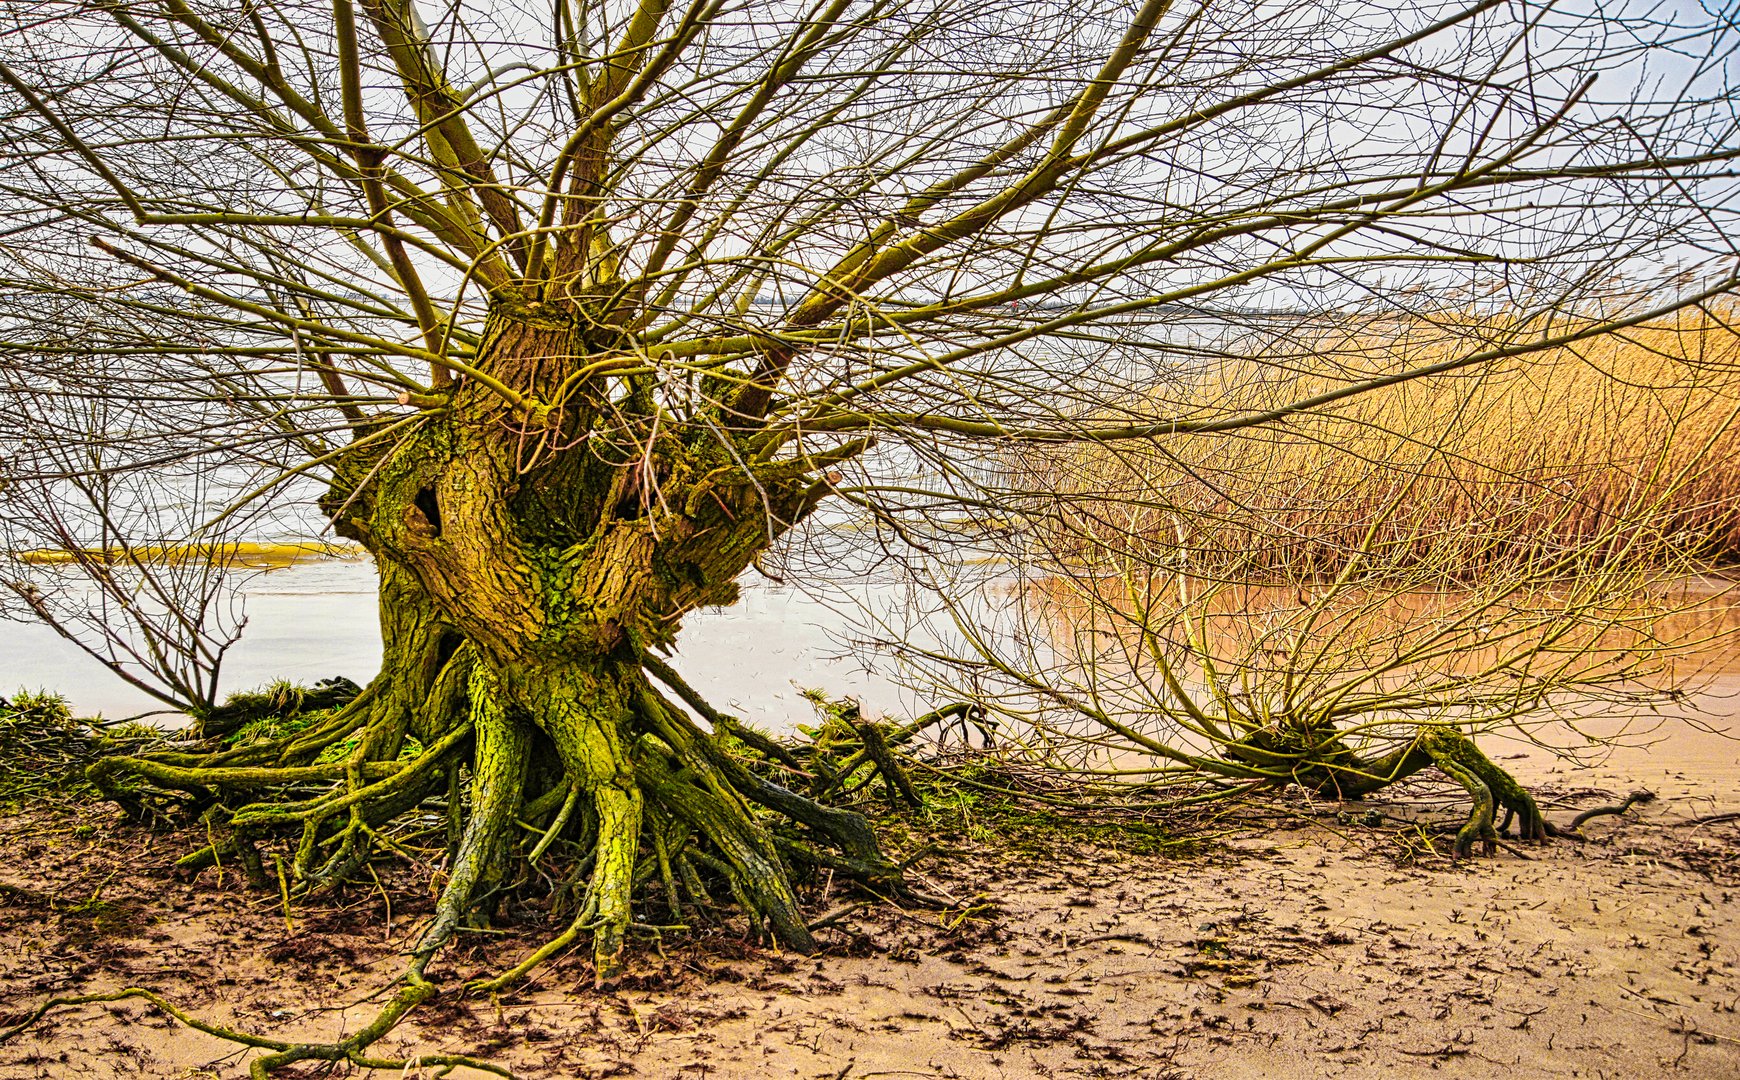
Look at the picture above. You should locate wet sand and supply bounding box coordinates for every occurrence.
[0,734,1734,1080]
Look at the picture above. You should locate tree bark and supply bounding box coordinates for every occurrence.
[90,298,887,999]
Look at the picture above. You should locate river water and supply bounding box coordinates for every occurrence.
[0,555,925,727]
[5,553,1737,814]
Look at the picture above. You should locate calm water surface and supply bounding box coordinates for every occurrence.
[7,558,1739,798]
[1,557,916,727]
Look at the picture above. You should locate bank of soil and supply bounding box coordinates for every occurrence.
[1,756,1736,1080]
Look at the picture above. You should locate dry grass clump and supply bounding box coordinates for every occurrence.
[1038,307,1740,578]
[0,692,166,809]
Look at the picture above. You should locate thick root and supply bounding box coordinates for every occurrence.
[507,666,646,984]
[410,666,529,975]
[1225,722,1557,859]
[1431,753,1498,857]
[1420,728,1547,852]
[638,744,816,952]
[65,646,917,1074]
[583,778,642,983]
[190,677,363,741]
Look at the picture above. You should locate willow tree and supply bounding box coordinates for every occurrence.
[2,0,1738,1066]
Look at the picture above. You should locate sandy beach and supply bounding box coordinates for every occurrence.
[2,707,1734,1080]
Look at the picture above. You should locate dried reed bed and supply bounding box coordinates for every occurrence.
[1038,308,1740,577]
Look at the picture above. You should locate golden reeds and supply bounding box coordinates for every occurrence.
[1040,307,1740,577]
[11,540,361,567]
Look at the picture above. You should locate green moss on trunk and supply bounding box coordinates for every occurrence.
[76,302,893,1063]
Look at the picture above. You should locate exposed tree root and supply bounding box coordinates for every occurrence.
[1568,789,1657,831]
[1222,718,1672,860]
[0,987,510,1080]
[1418,728,1548,857]
[26,611,959,1074]
[191,677,364,741]
[1226,722,1556,859]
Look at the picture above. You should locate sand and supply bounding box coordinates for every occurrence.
[1,721,1736,1080]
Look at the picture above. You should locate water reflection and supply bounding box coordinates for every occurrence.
[8,553,1739,767]
[1025,572,1740,699]
[1002,569,1740,783]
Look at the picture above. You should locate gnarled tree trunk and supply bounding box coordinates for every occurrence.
[94,298,890,1000]
[333,300,852,978]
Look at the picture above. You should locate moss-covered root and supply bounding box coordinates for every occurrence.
[1433,754,1498,857]
[192,676,364,741]
[581,773,642,984]
[1421,729,1548,857]
[0,987,508,1080]
[638,745,816,952]
[410,666,529,976]
[514,668,646,986]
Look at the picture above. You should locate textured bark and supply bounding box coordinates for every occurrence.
[1224,721,1550,858]
[79,297,894,1074]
